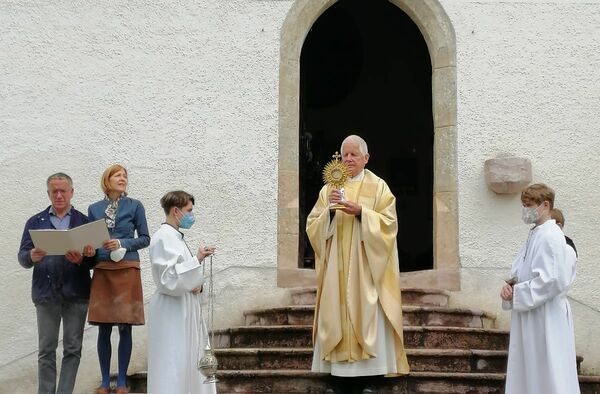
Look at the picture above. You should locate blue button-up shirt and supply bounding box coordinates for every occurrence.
[49,206,71,230]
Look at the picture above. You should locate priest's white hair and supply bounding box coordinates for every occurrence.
[341,134,369,155]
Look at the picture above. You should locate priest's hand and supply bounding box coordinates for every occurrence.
[500,283,513,301]
[339,200,362,216]
[328,189,343,204]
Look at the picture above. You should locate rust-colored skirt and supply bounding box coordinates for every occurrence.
[88,260,145,325]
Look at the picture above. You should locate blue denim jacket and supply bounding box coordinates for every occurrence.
[18,206,93,304]
[88,197,150,262]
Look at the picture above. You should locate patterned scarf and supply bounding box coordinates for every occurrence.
[104,198,120,229]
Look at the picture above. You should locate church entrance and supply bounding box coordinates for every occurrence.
[298,0,434,273]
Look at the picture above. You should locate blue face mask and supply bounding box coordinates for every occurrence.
[178,210,196,229]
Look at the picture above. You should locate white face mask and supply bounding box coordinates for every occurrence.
[521,205,540,224]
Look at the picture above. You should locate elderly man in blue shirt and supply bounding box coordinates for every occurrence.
[18,172,96,394]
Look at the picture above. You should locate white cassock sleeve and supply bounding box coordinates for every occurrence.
[512,236,571,312]
[502,245,526,311]
[149,236,205,297]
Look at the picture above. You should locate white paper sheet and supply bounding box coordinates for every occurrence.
[29,219,110,255]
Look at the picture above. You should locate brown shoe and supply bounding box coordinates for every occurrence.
[95,387,109,394]
[115,387,129,394]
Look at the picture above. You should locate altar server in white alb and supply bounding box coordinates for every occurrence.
[500,183,580,394]
[147,190,217,394]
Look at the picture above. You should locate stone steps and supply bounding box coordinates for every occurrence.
[214,347,508,373]
[124,370,600,394]
[244,305,496,328]
[124,287,600,393]
[215,370,600,394]
[291,287,449,307]
[213,347,583,374]
[213,325,510,351]
[216,370,507,394]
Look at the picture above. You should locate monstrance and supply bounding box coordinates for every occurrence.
[322,151,351,210]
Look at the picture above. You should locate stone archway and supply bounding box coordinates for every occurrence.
[277,0,459,290]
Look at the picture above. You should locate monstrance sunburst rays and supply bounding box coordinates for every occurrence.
[322,151,351,209]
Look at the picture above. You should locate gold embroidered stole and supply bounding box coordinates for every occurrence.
[327,179,366,362]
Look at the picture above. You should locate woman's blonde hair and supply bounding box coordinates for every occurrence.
[101,164,128,196]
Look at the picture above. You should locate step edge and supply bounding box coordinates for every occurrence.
[215,325,510,334]
[244,305,496,318]
[290,287,451,295]
[213,348,507,356]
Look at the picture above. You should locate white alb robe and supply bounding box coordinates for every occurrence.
[503,219,580,394]
[312,303,398,376]
[147,224,216,394]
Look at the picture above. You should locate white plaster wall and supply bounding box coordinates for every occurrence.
[0,1,293,392]
[1,0,600,391]
[440,0,600,374]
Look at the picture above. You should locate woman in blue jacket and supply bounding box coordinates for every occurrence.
[88,164,150,394]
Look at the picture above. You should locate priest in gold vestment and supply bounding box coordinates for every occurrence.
[307,135,410,387]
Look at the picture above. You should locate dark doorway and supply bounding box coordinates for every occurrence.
[299,0,433,272]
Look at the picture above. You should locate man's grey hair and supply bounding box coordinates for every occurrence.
[341,134,369,155]
[46,172,73,188]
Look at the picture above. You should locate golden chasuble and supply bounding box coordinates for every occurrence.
[306,170,410,374]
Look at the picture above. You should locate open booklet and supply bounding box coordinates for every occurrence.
[29,219,109,255]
